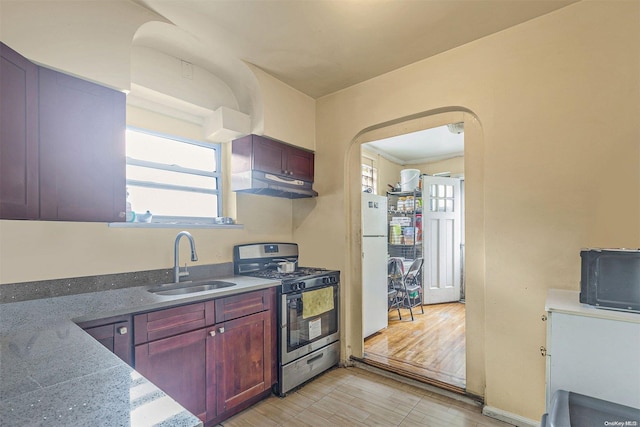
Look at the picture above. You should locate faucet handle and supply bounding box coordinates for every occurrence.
[179,263,190,278]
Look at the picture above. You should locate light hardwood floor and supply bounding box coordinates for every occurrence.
[363,302,466,390]
[222,367,511,427]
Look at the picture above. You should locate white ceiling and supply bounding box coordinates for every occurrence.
[363,124,465,165]
[135,0,577,99]
[132,0,577,160]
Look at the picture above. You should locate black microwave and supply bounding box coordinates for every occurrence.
[580,248,640,313]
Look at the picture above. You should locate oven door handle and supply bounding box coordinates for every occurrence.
[306,353,324,364]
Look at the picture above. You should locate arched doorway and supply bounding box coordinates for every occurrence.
[345,109,487,399]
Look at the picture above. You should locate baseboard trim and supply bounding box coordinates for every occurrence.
[482,405,539,427]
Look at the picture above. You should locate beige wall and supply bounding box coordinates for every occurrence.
[0,3,317,285]
[0,106,295,284]
[248,64,317,151]
[2,0,640,421]
[303,1,640,420]
[418,156,464,176]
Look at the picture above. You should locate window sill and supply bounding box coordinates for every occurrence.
[108,222,244,229]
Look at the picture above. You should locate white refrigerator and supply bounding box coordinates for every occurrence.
[361,193,388,338]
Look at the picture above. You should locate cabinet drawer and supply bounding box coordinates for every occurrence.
[135,300,215,344]
[215,288,273,323]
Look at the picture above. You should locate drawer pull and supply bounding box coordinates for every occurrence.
[117,326,128,335]
[219,327,225,334]
[209,330,216,337]
[307,353,324,364]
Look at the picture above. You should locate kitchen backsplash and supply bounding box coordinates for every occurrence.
[0,262,233,303]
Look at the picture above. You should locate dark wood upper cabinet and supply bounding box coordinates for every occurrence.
[232,134,314,182]
[0,42,39,219]
[38,67,126,222]
[0,42,126,222]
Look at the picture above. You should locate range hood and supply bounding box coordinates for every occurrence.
[232,170,318,199]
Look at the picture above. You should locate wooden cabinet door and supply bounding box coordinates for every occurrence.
[286,147,314,182]
[216,311,272,414]
[0,43,39,219]
[38,66,126,222]
[252,135,286,176]
[135,327,214,423]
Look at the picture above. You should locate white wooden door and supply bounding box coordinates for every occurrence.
[422,176,461,304]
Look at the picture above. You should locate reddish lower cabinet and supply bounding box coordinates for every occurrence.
[215,310,272,414]
[132,288,276,426]
[135,327,213,422]
[78,315,133,367]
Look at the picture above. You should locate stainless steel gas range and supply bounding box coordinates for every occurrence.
[234,243,340,396]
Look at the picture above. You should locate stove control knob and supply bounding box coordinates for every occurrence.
[298,282,306,290]
[291,283,299,291]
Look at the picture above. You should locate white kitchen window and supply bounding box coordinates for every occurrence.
[125,127,221,224]
[361,162,377,194]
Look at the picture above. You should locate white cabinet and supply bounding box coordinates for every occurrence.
[545,289,640,410]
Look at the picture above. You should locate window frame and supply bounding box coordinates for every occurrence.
[125,126,222,224]
[361,161,377,194]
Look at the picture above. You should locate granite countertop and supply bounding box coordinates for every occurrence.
[0,275,280,426]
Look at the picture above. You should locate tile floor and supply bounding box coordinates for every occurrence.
[222,367,513,427]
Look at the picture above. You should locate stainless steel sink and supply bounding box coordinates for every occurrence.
[148,280,237,296]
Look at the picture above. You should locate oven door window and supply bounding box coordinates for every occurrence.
[286,285,338,353]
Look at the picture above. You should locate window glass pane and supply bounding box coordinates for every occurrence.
[361,163,377,193]
[128,186,217,218]
[127,165,216,190]
[446,185,453,198]
[446,199,453,212]
[125,128,220,221]
[126,130,216,172]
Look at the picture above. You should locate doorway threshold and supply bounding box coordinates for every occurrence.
[351,356,465,394]
[349,356,481,404]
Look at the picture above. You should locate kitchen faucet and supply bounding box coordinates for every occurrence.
[173,231,198,283]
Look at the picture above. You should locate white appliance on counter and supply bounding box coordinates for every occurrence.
[362,193,388,338]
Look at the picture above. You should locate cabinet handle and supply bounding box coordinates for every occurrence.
[289,171,293,175]
[219,327,225,334]
[117,326,128,335]
[209,330,216,337]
